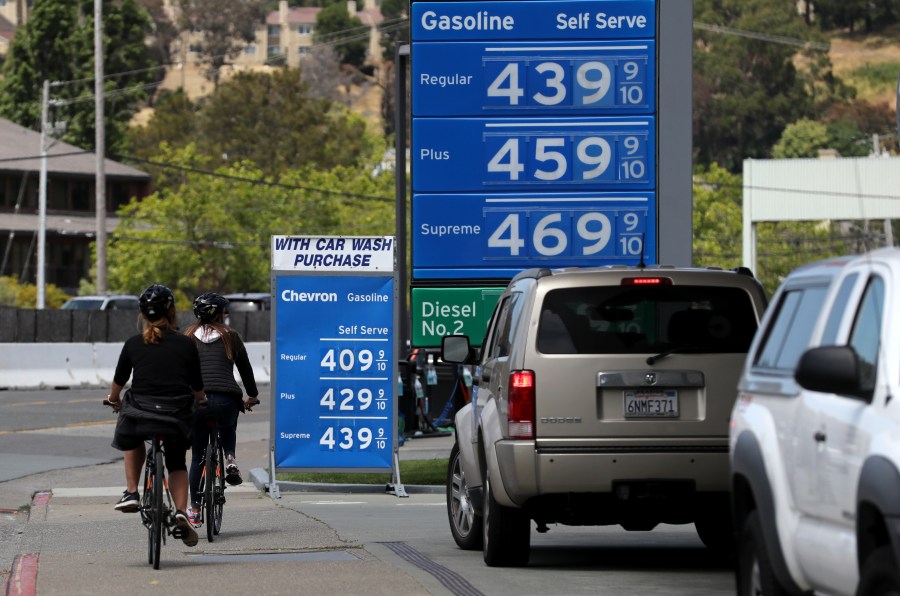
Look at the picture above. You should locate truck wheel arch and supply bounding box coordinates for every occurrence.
[856,456,900,573]
[732,431,806,595]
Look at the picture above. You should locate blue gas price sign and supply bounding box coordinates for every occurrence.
[413,117,654,193]
[273,274,394,471]
[413,192,655,278]
[412,41,655,117]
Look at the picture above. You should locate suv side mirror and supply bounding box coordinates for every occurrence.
[795,345,871,401]
[441,335,472,364]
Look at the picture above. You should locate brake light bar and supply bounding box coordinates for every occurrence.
[621,277,673,286]
[508,370,535,439]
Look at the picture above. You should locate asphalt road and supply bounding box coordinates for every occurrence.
[0,388,735,595]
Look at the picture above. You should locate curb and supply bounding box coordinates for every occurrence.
[248,468,444,495]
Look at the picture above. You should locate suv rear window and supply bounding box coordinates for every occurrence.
[537,285,758,355]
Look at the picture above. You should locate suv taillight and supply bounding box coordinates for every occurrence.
[621,276,673,286]
[508,370,535,439]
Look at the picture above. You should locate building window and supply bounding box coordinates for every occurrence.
[298,46,310,55]
[267,45,281,57]
[49,179,67,210]
[298,24,313,35]
[244,45,257,55]
[267,25,280,36]
[71,180,90,211]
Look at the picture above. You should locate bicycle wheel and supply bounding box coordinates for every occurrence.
[212,442,225,536]
[141,454,154,564]
[204,443,216,542]
[151,442,164,570]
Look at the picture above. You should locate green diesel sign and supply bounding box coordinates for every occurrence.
[411,287,503,347]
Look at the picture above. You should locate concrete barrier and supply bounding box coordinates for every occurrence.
[0,342,271,390]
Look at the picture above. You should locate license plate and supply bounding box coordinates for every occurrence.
[624,390,679,418]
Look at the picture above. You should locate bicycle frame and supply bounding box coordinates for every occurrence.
[139,436,176,569]
[197,416,226,542]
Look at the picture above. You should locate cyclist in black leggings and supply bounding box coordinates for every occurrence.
[107,284,206,547]
[185,292,259,526]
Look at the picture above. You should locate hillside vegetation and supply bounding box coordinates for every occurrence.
[830,24,900,111]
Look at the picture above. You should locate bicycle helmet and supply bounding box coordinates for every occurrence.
[139,284,175,320]
[193,292,229,323]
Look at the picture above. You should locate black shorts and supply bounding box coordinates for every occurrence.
[112,416,191,473]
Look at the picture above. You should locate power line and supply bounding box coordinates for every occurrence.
[112,153,393,203]
[694,21,830,51]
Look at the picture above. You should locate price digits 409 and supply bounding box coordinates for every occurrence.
[486,59,647,108]
[487,210,645,258]
[319,425,388,450]
[320,348,387,373]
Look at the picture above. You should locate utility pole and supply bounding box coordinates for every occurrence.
[37,80,49,309]
[95,0,107,293]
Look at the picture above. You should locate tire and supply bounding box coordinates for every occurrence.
[204,446,216,543]
[696,513,736,552]
[857,545,900,596]
[212,443,225,536]
[446,443,483,550]
[151,446,164,570]
[141,460,154,565]
[482,472,530,567]
[736,510,788,596]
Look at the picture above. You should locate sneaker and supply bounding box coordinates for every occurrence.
[225,457,242,486]
[187,508,202,528]
[114,490,140,513]
[174,510,199,547]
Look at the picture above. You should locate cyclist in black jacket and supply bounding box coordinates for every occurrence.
[185,292,259,525]
[107,284,206,547]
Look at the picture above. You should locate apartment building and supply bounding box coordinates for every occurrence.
[165,0,384,99]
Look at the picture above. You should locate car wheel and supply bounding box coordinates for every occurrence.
[736,510,788,596]
[696,513,736,552]
[446,443,482,550]
[857,545,900,596]
[482,471,530,567]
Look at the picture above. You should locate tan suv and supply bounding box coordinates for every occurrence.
[442,266,768,566]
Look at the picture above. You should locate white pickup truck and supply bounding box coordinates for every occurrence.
[730,248,900,596]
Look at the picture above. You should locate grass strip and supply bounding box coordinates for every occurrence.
[277,457,448,485]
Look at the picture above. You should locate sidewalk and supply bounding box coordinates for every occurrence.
[1,425,456,595]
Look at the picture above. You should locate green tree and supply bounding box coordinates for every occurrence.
[692,164,743,270]
[814,0,900,32]
[126,89,198,160]
[175,0,267,87]
[771,119,830,158]
[106,145,394,295]
[0,276,70,308]
[693,0,850,172]
[0,0,156,154]
[127,68,383,178]
[314,3,368,68]
[824,119,870,156]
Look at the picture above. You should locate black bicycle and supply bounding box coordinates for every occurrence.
[105,399,192,569]
[196,414,226,542]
